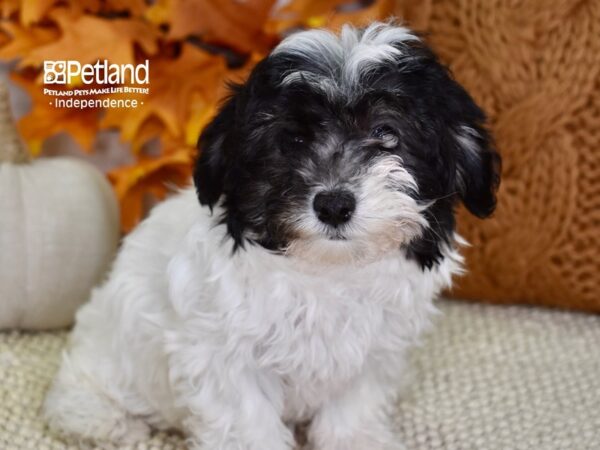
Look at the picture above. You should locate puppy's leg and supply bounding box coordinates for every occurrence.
[43,352,150,444]
[177,368,294,450]
[308,370,405,450]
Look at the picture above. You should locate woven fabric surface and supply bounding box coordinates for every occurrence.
[1,299,599,450]
[397,0,600,310]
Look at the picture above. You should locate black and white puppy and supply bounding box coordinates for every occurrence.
[44,23,500,450]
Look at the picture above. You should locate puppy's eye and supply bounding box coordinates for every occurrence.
[370,125,398,148]
[280,133,307,154]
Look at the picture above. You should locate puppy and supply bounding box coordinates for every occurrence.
[44,23,500,450]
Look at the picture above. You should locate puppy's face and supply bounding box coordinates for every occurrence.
[195,23,500,267]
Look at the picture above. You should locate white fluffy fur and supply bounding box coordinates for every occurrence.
[43,187,463,450]
[277,23,419,99]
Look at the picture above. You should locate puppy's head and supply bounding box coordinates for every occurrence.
[195,23,500,267]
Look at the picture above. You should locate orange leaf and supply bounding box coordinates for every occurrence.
[101,44,228,150]
[146,0,278,54]
[22,11,159,68]
[0,22,59,60]
[108,148,194,231]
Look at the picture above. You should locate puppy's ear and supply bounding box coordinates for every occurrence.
[437,67,500,218]
[194,93,238,209]
[396,41,501,218]
[453,122,501,218]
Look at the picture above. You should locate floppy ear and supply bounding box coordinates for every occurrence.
[394,40,501,219]
[453,123,501,218]
[193,93,239,209]
[435,67,500,218]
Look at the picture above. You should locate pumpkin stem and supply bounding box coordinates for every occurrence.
[0,81,30,164]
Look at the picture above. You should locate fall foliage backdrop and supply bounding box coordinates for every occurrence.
[0,0,427,231]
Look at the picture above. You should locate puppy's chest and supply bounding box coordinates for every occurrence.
[249,277,407,387]
[239,278,411,420]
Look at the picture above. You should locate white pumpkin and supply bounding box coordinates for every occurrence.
[0,82,120,330]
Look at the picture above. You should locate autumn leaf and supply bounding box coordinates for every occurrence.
[21,11,159,68]
[108,148,194,231]
[101,44,228,151]
[146,0,278,54]
[0,21,59,60]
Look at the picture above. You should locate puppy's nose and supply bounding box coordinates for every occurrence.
[313,190,356,227]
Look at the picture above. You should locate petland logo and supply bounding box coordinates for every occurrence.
[43,60,150,109]
[44,60,149,85]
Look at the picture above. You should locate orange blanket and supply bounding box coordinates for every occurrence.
[402,0,600,310]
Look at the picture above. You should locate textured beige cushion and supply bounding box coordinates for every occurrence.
[1,300,599,450]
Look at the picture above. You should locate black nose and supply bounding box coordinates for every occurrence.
[313,190,356,227]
